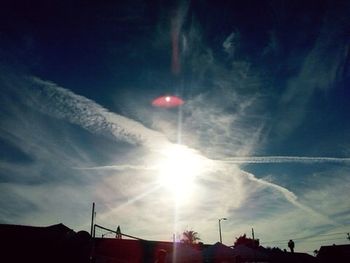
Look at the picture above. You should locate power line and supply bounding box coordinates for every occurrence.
[264,237,347,245]
[261,231,348,244]
[299,237,346,243]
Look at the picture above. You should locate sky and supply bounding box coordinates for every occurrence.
[1,0,350,254]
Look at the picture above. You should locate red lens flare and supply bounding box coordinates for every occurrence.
[152,95,184,108]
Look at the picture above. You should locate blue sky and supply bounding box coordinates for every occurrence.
[1,0,350,253]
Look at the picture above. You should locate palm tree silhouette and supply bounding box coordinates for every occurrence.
[181,230,200,244]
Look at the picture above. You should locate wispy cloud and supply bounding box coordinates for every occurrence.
[271,3,350,138]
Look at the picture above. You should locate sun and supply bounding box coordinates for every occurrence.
[156,145,208,201]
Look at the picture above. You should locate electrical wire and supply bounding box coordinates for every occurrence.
[261,232,349,245]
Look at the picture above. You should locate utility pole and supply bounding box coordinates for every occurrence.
[90,202,95,237]
[252,228,255,240]
[218,218,227,243]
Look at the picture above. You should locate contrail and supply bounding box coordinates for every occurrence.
[219,156,350,164]
[25,77,170,150]
[243,171,338,225]
[75,165,157,171]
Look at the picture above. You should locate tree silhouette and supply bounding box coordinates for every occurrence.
[234,234,259,248]
[181,230,200,244]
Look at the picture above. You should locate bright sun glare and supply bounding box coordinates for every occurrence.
[157,145,208,201]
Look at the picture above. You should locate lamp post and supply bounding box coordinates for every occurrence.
[218,218,227,243]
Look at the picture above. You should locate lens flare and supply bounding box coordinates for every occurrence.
[152,95,184,108]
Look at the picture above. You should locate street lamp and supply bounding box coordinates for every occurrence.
[218,218,227,243]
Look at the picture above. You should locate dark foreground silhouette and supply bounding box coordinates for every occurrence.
[1,223,349,262]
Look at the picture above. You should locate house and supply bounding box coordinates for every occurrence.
[266,250,317,263]
[92,238,204,262]
[316,244,350,262]
[201,242,238,262]
[0,223,91,263]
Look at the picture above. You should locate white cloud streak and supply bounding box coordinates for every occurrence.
[74,165,157,171]
[219,156,350,164]
[242,170,337,226]
[25,77,170,149]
